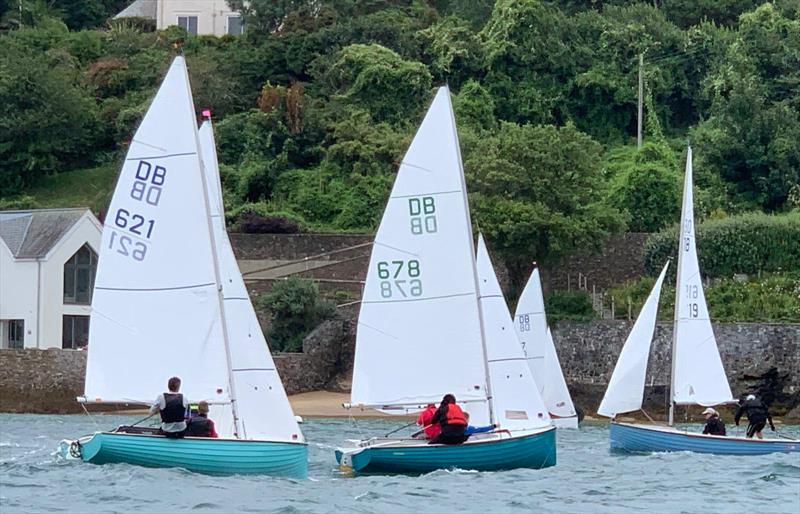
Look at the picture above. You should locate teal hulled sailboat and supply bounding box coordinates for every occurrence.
[59,57,307,477]
[334,88,556,473]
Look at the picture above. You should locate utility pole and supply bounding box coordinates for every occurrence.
[637,53,644,149]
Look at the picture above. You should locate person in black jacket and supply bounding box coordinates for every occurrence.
[701,408,726,436]
[734,394,775,439]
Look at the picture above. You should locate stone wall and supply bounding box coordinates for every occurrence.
[2,321,796,416]
[230,233,373,260]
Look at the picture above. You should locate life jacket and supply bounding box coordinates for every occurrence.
[418,406,440,439]
[444,404,467,426]
[160,393,185,423]
[743,399,768,423]
[185,414,212,437]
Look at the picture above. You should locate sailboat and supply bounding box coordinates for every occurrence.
[514,268,579,428]
[599,147,799,455]
[334,88,556,473]
[61,57,308,476]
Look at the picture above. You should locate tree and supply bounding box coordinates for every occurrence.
[258,276,335,352]
[463,122,626,293]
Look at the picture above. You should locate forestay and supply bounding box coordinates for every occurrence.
[476,235,551,430]
[672,147,734,406]
[198,121,303,443]
[84,57,230,406]
[514,268,576,419]
[350,87,490,426]
[598,262,670,418]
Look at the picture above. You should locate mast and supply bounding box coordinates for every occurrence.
[669,145,692,426]
[192,102,242,437]
[446,87,495,424]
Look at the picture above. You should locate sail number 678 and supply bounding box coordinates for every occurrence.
[377,260,422,298]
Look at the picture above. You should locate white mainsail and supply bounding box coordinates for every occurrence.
[350,87,491,426]
[598,262,670,418]
[671,147,734,407]
[198,121,303,443]
[514,268,577,420]
[84,57,230,408]
[476,235,551,430]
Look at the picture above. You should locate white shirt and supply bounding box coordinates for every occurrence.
[149,392,188,432]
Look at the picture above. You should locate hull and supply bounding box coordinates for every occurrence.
[610,422,799,456]
[335,427,556,473]
[79,432,308,477]
[551,416,579,429]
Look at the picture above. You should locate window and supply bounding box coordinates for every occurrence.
[227,15,243,35]
[177,15,198,35]
[8,320,24,349]
[64,244,97,305]
[63,316,89,349]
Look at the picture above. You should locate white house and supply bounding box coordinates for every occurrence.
[0,209,102,350]
[115,0,244,36]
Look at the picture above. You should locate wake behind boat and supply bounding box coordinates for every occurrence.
[599,147,798,455]
[60,56,307,477]
[335,87,555,473]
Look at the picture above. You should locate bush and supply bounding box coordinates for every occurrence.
[643,212,800,278]
[237,211,302,234]
[258,277,336,352]
[545,291,597,321]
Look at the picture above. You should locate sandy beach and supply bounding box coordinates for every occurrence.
[289,391,412,419]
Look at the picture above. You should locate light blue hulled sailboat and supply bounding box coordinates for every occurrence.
[60,57,307,477]
[598,148,798,456]
[335,88,556,473]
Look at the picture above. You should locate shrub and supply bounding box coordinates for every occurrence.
[258,277,336,352]
[545,291,597,321]
[643,212,800,278]
[237,211,302,234]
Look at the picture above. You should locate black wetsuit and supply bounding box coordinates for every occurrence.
[735,398,774,437]
[702,416,726,436]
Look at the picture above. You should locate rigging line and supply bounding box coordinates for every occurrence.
[95,282,215,292]
[355,320,400,341]
[361,291,476,305]
[129,139,168,152]
[372,240,419,257]
[390,189,462,199]
[398,161,436,174]
[80,402,101,430]
[487,357,528,363]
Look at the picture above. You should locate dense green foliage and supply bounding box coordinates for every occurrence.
[2,0,799,282]
[257,277,336,352]
[545,290,596,321]
[606,273,800,322]
[643,211,800,277]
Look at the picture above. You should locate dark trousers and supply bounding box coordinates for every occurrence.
[428,424,468,445]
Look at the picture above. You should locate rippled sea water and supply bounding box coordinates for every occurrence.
[1,414,799,513]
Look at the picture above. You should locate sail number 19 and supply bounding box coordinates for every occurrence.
[377,260,423,298]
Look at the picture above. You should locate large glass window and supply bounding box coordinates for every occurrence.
[62,316,89,349]
[64,244,97,305]
[227,15,243,35]
[177,15,198,35]
[8,320,24,349]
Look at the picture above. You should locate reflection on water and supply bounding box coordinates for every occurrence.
[1,414,798,513]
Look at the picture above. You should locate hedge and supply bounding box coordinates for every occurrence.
[643,212,800,278]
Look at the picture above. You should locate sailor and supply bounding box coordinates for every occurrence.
[734,394,775,439]
[464,411,497,437]
[415,403,440,440]
[185,400,218,438]
[701,407,726,436]
[149,376,188,438]
[428,394,469,445]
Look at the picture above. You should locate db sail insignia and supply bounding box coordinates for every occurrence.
[57,56,307,477]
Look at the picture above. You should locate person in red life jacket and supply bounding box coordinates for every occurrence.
[428,394,469,445]
[149,376,188,438]
[185,400,218,438]
[415,403,441,440]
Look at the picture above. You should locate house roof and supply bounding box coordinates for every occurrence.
[0,208,93,260]
[114,0,157,20]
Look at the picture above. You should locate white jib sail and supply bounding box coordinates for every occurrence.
[198,121,303,443]
[672,147,734,406]
[514,268,577,419]
[350,87,491,426]
[597,262,670,418]
[476,235,551,430]
[84,57,231,406]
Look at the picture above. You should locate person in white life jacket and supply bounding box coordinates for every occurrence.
[149,376,188,438]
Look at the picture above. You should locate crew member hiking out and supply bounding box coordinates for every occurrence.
[428,394,468,445]
[185,400,218,438]
[701,408,726,436]
[735,394,775,439]
[149,376,188,438]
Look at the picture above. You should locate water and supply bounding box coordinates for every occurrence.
[1,414,799,513]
